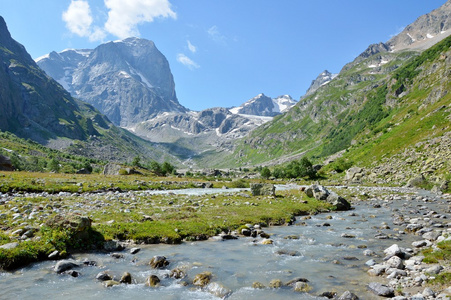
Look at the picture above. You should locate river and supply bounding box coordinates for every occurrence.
[1,186,449,299]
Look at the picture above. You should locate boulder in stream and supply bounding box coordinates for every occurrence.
[149,255,170,269]
[145,275,161,287]
[193,271,212,287]
[54,260,79,273]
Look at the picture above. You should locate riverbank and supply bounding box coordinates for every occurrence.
[0,175,332,270]
[1,172,450,298]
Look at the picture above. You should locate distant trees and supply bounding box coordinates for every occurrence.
[147,160,176,176]
[261,157,317,180]
[260,167,271,179]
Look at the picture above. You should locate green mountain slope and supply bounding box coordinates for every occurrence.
[230,36,451,181]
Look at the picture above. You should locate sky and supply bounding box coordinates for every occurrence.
[0,0,447,111]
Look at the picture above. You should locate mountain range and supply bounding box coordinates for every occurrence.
[0,16,180,164]
[36,44,298,163]
[1,0,450,175]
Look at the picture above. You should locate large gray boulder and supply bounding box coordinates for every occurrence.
[305,185,351,210]
[54,260,79,273]
[103,163,122,175]
[250,183,275,197]
[367,282,394,297]
[327,192,351,211]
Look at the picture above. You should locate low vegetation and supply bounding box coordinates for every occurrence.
[0,171,333,270]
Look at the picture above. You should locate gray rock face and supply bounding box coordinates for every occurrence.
[37,37,186,127]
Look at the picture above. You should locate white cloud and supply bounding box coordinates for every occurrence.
[207,25,226,44]
[177,53,199,69]
[187,40,196,53]
[62,0,93,37]
[62,0,176,42]
[104,0,177,39]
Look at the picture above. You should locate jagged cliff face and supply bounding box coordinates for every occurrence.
[387,0,451,51]
[37,37,186,127]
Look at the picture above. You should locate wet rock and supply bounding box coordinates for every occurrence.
[205,282,232,298]
[292,282,312,292]
[286,277,309,286]
[276,249,301,256]
[241,228,251,236]
[104,280,120,287]
[65,270,80,277]
[337,290,359,300]
[111,253,124,259]
[269,279,283,288]
[82,260,97,266]
[319,291,337,298]
[130,247,140,254]
[327,192,352,211]
[96,271,112,281]
[120,272,132,284]
[252,282,265,289]
[149,255,170,269]
[170,268,186,279]
[261,239,273,245]
[145,275,161,287]
[48,250,60,259]
[103,240,124,252]
[367,282,394,297]
[193,271,212,287]
[54,260,79,273]
[341,233,356,238]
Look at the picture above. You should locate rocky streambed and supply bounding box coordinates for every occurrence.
[0,186,450,299]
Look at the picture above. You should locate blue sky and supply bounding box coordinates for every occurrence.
[0,0,447,111]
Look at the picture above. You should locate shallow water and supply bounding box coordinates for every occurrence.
[1,186,449,300]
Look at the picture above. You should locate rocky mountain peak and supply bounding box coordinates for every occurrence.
[387,0,451,51]
[37,37,186,127]
[230,93,296,117]
[303,70,337,97]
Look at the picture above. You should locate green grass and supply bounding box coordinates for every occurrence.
[422,240,451,264]
[0,183,333,270]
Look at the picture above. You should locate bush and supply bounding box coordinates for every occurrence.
[260,167,271,179]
